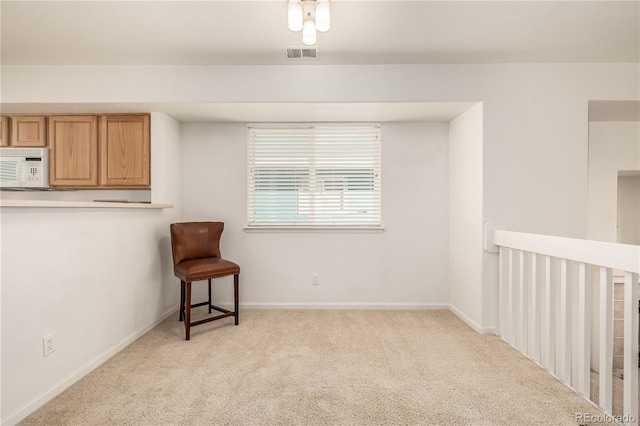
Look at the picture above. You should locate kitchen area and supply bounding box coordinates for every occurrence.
[0,113,161,207]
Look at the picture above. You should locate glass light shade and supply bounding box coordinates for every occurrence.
[287,1,303,32]
[302,19,316,45]
[315,1,330,32]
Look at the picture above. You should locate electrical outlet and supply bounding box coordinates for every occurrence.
[312,273,320,285]
[43,333,56,357]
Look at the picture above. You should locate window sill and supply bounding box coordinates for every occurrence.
[243,225,385,234]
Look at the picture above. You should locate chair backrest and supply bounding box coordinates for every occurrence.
[170,222,224,266]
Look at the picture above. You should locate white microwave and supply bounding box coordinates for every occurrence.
[0,147,50,188]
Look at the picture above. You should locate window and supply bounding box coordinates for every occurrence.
[247,125,381,229]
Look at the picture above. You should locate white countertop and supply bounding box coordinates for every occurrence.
[0,199,173,209]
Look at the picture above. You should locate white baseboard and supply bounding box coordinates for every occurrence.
[239,302,449,310]
[448,304,496,335]
[3,305,179,426]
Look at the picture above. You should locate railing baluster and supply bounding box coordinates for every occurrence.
[542,255,555,373]
[577,262,591,398]
[599,266,613,415]
[559,259,571,385]
[519,250,527,353]
[623,271,639,425]
[498,247,504,338]
[508,248,515,346]
[531,253,540,363]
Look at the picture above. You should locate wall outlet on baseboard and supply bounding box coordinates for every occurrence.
[312,273,320,285]
[43,333,56,357]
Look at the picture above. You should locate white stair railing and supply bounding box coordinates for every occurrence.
[494,230,640,425]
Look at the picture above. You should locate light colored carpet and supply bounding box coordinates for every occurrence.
[19,309,607,425]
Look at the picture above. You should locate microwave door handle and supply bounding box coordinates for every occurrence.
[16,160,24,184]
[15,160,23,186]
[17,160,29,185]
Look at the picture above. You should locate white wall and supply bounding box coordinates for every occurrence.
[180,122,450,308]
[586,122,640,373]
[0,113,182,425]
[2,63,637,324]
[4,64,636,245]
[587,121,640,243]
[448,104,485,332]
[1,62,638,386]
[617,174,640,245]
[6,64,635,238]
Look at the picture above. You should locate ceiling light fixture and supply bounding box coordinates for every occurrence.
[288,0,330,46]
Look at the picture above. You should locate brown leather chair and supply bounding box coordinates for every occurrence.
[169,222,240,340]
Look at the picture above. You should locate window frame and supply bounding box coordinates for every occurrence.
[245,123,383,233]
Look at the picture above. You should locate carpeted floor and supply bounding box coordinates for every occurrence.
[19,309,608,425]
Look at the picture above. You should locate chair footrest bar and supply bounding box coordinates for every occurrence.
[185,303,231,313]
[210,304,231,314]
[190,312,236,327]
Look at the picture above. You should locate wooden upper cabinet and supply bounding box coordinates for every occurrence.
[100,115,150,187]
[11,115,47,147]
[17,113,149,189]
[0,116,8,147]
[49,116,98,187]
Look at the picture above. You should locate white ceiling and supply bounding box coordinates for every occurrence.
[2,0,638,66]
[1,1,638,122]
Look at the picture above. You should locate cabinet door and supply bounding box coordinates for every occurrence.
[11,116,47,147]
[49,116,98,187]
[0,116,8,147]
[100,115,150,187]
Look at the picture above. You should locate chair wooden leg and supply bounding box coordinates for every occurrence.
[179,280,185,321]
[185,281,192,340]
[234,274,239,325]
[208,278,212,313]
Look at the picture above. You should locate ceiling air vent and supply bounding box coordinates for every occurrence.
[283,47,319,60]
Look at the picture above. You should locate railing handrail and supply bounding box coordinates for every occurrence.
[494,230,640,274]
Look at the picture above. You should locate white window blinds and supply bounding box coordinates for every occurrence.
[247,125,382,228]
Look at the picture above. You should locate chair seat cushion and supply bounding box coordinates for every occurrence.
[174,257,240,282]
